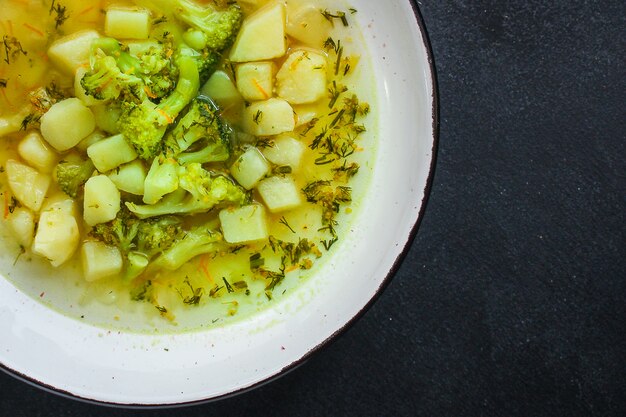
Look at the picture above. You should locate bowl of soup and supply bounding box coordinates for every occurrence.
[0,0,437,405]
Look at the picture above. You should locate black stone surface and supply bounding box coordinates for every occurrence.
[1,1,624,416]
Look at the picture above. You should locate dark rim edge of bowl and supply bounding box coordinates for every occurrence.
[0,0,440,409]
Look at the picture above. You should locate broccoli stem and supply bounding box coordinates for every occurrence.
[157,55,199,119]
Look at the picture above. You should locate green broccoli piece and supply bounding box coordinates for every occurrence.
[150,221,225,271]
[149,0,242,52]
[135,215,182,256]
[81,38,168,103]
[126,163,248,218]
[117,55,200,160]
[163,95,231,164]
[91,208,183,280]
[176,43,221,85]
[81,55,146,102]
[91,209,140,253]
[55,156,95,198]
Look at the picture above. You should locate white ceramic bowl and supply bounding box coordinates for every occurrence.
[0,0,437,406]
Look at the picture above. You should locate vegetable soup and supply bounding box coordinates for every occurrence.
[0,0,376,331]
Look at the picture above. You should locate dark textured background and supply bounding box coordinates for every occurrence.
[1,0,625,416]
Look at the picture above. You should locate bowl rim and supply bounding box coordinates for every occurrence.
[0,0,440,408]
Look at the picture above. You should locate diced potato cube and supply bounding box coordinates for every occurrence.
[201,70,243,111]
[76,131,106,152]
[83,175,121,226]
[261,135,305,169]
[74,66,105,107]
[32,204,80,267]
[236,62,275,101]
[230,147,270,190]
[242,98,295,136]
[41,192,78,218]
[47,30,100,75]
[40,98,96,151]
[81,241,123,282]
[87,134,137,173]
[105,7,151,40]
[91,104,122,134]
[276,50,327,104]
[286,4,333,47]
[143,158,179,204]
[229,2,286,62]
[5,207,35,248]
[108,160,147,195]
[293,103,320,127]
[219,204,269,243]
[5,159,51,212]
[257,175,302,212]
[18,131,58,173]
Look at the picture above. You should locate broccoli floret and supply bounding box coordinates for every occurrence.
[150,0,242,51]
[163,95,231,164]
[117,55,200,160]
[91,208,183,279]
[81,38,179,103]
[55,156,95,198]
[81,55,146,102]
[91,208,140,253]
[150,221,225,271]
[135,215,182,256]
[126,163,248,218]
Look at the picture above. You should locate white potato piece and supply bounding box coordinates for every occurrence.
[230,147,270,190]
[293,103,320,127]
[229,2,286,62]
[40,98,96,151]
[242,98,295,136]
[108,160,147,195]
[32,204,80,267]
[83,175,121,226]
[5,159,51,212]
[257,175,302,213]
[261,135,305,169]
[236,62,275,101]
[143,158,179,204]
[219,204,269,244]
[17,131,58,173]
[81,241,123,282]
[87,134,138,173]
[276,49,327,104]
[201,70,243,111]
[105,7,151,40]
[76,131,106,152]
[285,4,333,47]
[5,207,35,248]
[41,194,78,230]
[47,30,100,75]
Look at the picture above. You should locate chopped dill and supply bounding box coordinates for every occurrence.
[253,109,263,124]
[249,252,264,269]
[177,277,204,305]
[321,10,349,27]
[279,216,296,233]
[0,79,7,88]
[3,36,28,65]
[321,237,339,251]
[222,277,234,293]
[49,0,69,29]
[209,284,224,298]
